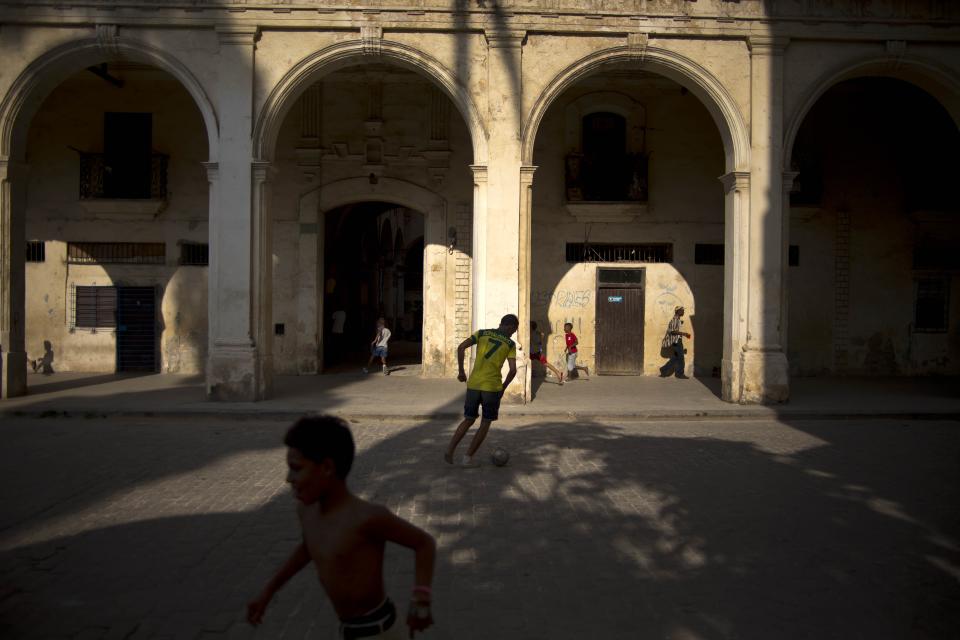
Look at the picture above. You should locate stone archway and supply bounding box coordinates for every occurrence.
[519,44,751,402]
[254,39,487,165]
[296,177,449,377]
[783,54,960,169]
[0,35,218,398]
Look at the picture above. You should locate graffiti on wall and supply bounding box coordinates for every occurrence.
[533,289,592,309]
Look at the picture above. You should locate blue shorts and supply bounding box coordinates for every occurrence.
[371,346,388,359]
[464,388,503,421]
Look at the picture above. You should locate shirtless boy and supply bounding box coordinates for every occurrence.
[248,415,436,638]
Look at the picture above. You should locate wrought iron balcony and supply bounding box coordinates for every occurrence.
[79,152,168,200]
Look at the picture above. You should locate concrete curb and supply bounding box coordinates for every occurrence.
[3,407,959,421]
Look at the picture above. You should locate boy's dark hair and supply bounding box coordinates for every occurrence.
[500,313,520,328]
[564,322,573,330]
[284,415,355,478]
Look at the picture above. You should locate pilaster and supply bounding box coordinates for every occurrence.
[740,34,790,404]
[207,26,265,401]
[518,165,537,403]
[0,158,27,398]
[482,29,526,403]
[719,170,750,403]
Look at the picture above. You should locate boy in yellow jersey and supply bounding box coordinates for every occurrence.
[444,314,519,467]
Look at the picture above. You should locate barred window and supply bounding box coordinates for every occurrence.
[73,286,117,329]
[915,278,949,333]
[26,241,46,263]
[180,243,209,266]
[566,243,672,264]
[67,242,165,265]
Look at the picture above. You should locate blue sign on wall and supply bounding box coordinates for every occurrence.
[607,296,624,303]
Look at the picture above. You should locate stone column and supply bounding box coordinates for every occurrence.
[251,161,274,400]
[518,165,537,402]
[0,159,26,398]
[421,200,448,377]
[780,170,799,368]
[297,190,320,375]
[206,26,266,401]
[719,170,750,403]
[740,35,790,403]
[481,30,527,403]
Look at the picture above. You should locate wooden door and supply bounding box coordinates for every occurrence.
[596,286,643,375]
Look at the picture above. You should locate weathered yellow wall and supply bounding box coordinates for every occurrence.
[24,67,209,373]
[530,74,726,376]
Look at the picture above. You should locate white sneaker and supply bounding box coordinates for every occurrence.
[382,365,389,376]
[459,455,479,468]
[362,368,369,374]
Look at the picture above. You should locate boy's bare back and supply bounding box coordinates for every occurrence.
[298,495,391,619]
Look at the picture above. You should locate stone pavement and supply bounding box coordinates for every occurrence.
[1,415,959,639]
[2,371,959,419]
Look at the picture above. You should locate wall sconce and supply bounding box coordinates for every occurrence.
[447,226,457,254]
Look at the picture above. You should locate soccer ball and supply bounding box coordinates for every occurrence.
[490,448,510,467]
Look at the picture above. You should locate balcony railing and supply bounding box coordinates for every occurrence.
[79,152,169,200]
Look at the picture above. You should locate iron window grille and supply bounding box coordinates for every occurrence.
[566,243,672,264]
[26,241,46,263]
[914,277,950,333]
[78,152,169,200]
[67,242,166,265]
[71,285,118,329]
[180,243,209,266]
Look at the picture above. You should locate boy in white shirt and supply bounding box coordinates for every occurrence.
[363,317,392,376]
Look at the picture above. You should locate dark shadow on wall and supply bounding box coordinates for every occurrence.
[2,415,958,638]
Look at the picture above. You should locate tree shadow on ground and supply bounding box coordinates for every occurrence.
[2,417,958,639]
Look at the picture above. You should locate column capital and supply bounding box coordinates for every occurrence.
[0,158,28,182]
[782,170,799,192]
[719,171,750,194]
[201,161,219,183]
[520,165,537,185]
[470,164,488,184]
[216,25,260,46]
[747,35,789,55]
[484,30,527,48]
[252,160,274,182]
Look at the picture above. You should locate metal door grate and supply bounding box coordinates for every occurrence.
[116,286,157,372]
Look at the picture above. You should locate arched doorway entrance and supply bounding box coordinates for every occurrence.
[0,38,216,398]
[249,41,486,395]
[521,47,747,399]
[322,202,425,372]
[786,76,960,375]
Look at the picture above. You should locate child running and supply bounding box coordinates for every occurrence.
[444,314,519,467]
[563,322,590,380]
[530,321,563,385]
[247,415,436,638]
[363,317,392,376]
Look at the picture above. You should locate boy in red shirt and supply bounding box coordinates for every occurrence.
[563,322,590,380]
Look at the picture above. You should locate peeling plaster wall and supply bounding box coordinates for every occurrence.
[531,75,725,377]
[23,68,209,373]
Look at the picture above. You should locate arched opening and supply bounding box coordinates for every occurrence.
[528,65,726,394]
[321,202,424,372]
[787,76,960,376]
[267,61,474,380]
[6,57,211,394]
